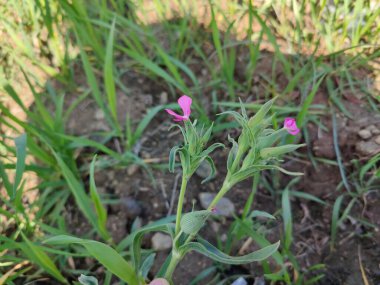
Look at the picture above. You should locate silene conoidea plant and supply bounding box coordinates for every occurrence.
[45,95,304,285]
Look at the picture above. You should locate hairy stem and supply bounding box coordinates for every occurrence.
[163,249,182,280]
[175,175,188,236]
[207,181,232,210]
[165,179,232,279]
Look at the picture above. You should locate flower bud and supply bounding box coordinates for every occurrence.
[260,144,305,159]
[180,210,211,235]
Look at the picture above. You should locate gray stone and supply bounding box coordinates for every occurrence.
[367,125,380,135]
[94,109,105,120]
[358,129,372,140]
[127,164,139,176]
[120,197,142,219]
[375,136,380,145]
[231,277,247,285]
[356,140,380,156]
[151,232,172,251]
[199,192,235,217]
[160,92,168,104]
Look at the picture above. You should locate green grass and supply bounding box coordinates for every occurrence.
[0,0,379,284]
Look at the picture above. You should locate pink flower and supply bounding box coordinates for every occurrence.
[149,278,169,285]
[284,117,300,135]
[165,95,192,122]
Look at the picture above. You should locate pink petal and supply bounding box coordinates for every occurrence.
[284,117,295,128]
[283,117,300,135]
[288,128,300,135]
[165,109,187,121]
[178,95,192,118]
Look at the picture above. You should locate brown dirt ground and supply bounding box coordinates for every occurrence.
[56,45,380,285]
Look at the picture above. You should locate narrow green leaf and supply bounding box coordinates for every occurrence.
[297,73,326,127]
[12,134,27,200]
[236,220,284,265]
[200,143,225,157]
[201,156,216,184]
[0,162,12,199]
[104,18,117,123]
[180,238,280,265]
[282,189,292,251]
[21,234,67,283]
[257,128,288,149]
[219,111,248,129]
[140,253,155,278]
[130,223,174,276]
[332,110,351,192]
[231,164,303,185]
[169,146,181,173]
[260,144,305,159]
[331,195,344,249]
[44,235,140,285]
[89,156,110,241]
[227,135,239,172]
[289,190,326,205]
[250,210,276,220]
[247,97,276,129]
[52,152,99,236]
[189,266,217,285]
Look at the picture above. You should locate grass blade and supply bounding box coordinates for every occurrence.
[282,188,292,251]
[89,155,110,241]
[44,235,141,285]
[12,134,27,200]
[104,18,118,125]
[20,233,67,283]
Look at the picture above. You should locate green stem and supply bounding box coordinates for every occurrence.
[175,175,188,236]
[165,179,233,279]
[207,181,232,210]
[164,249,182,280]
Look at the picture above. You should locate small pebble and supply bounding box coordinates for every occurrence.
[367,125,380,135]
[358,129,372,140]
[356,141,380,156]
[210,221,220,233]
[160,92,168,104]
[375,135,380,145]
[120,197,142,218]
[372,128,380,135]
[151,233,172,251]
[94,109,105,120]
[127,164,139,176]
[231,277,247,285]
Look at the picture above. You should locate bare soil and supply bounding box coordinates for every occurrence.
[57,50,380,285]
